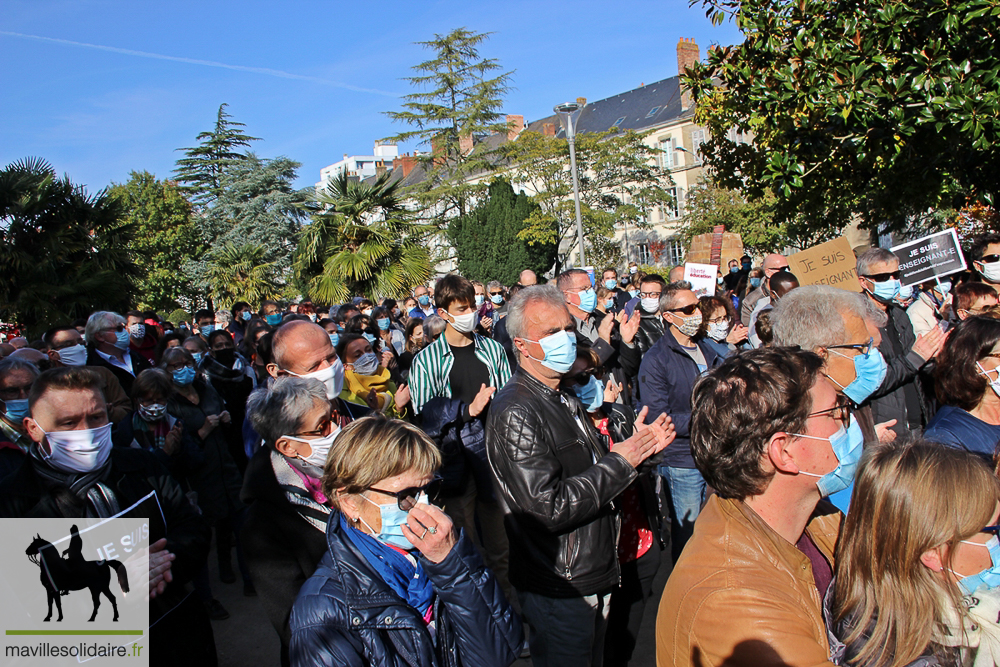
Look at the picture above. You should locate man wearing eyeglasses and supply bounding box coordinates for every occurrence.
[83,311,152,395]
[638,282,725,560]
[632,273,668,358]
[970,233,1000,291]
[740,253,790,327]
[656,347,844,667]
[855,248,946,438]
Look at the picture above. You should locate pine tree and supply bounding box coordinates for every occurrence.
[383,28,514,225]
[174,103,259,206]
[447,179,556,284]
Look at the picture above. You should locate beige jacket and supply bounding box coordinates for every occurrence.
[656,495,842,667]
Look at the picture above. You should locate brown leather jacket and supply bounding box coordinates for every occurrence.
[656,494,842,667]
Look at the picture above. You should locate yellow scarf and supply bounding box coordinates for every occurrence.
[342,367,396,413]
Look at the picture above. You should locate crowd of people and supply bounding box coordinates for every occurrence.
[4,233,1000,667]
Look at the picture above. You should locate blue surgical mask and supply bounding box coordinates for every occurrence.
[200,324,215,335]
[190,352,204,366]
[417,295,430,307]
[730,266,739,274]
[4,398,29,422]
[241,311,251,321]
[750,277,762,289]
[329,332,339,348]
[605,298,615,310]
[573,375,605,412]
[266,313,283,326]
[628,289,640,299]
[359,492,429,551]
[475,295,484,307]
[521,330,577,374]
[898,283,913,299]
[951,536,1000,595]
[604,279,617,290]
[828,344,888,404]
[868,277,901,301]
[576,288,597,314]
[491,294,504,305]
[377,318,390,331]
[114,329,131,351]
[172,366,196,386]
[937,280,952,295]
[793,415,864,498]
[362,332,377,345]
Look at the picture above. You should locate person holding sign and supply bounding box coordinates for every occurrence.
[906,280,952,337]
[856,249,947,438]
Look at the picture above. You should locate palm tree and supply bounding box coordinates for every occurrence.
[206,242,281,306]
[294,170,431,303]
[0,157,137,335]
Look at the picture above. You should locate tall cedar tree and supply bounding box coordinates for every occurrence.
[447,179,556,284]
[174,103,259,206]
[383,28,513,227]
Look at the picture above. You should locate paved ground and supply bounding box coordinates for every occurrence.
[208,544,673,667]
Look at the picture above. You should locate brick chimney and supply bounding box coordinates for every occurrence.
[394,153,416,178]
[542,122,556,137]
[506,114,525,141]
[459,133,474,156]
[677,37,701,110]
[576,97,587,107]
[375,161,387,178]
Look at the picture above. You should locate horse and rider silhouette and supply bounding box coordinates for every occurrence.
[25,525,129,622]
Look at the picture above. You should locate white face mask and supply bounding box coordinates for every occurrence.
[58,344,88,367]
[39,422,113,474]
[288,357,345,400]
[351,352,380,376]
[707,320,730,341]
[447,310,479,334]
[129,323,145,340]
[284,425,340,470]
[640,297,660,313]
[982,259,1000,283]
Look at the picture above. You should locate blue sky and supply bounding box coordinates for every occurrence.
[0,1,743,192]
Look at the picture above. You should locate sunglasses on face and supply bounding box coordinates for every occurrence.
[862,271,901,282]
[367,477,444,512]
[668,303,700,316]
[982,525,1000,536]
[292,415,339,438]
[564,368,596,386]
[982,255,1000,264]
[489,291,503,296]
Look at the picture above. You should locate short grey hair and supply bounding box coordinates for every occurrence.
[84,311,125,344]
[772,285,881,350]
[246,376,328,450]
[487,280,503,292]
[659,281,694,312]
[0,357,41,383]
[422,315,447,341]
[215,310,232,326]
[856,247,899,277]
[507,285,566,342]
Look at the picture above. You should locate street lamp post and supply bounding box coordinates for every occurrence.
[555,102,586,268]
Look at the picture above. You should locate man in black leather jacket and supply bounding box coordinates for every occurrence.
[632,273,668,359]
[486,285,673,667]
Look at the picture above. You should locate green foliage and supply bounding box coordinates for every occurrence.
[206,243,282,306]
[383,28,514,226]
[447,179,556,284]
[0,158,138,336]
[688,0,1000,234]
[109,171,202,311]
[294,170,432,303]
[166,308,190,325]
[174,103,259,206]
[502,129,675,272]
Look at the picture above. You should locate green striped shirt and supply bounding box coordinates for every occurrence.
[409,332,511,414]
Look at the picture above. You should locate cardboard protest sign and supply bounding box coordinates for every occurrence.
[684,262,718,297]
[788,237,861,292]
[890,229,966,287]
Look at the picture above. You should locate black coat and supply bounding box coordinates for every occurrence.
[240,447,329,667]
[85,346,151,396]
[865,302,932,436]
[0,448,215,665]
[486,368,637,597]
[289,514,523,667]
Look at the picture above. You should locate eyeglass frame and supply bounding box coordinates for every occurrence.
[827,337,874,356]
[367,476,445,512]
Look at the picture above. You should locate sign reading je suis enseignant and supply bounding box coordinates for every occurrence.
[890,228,967,287]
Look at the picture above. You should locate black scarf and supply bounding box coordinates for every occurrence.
[30,445,120,518]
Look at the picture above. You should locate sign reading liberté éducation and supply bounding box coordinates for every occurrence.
[683,262,718,297]
[787,237,862,292]
[890,228,967,287]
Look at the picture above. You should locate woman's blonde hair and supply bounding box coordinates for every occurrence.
[834,438,1000,667]
[321,415,441,506]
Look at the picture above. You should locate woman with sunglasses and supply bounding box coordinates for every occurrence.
[289,414,522,667]
[829,438,1000,667]
[924,315,1000,461]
